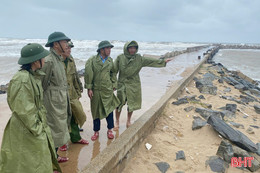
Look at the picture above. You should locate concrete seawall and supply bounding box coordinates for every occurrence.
[81,46,220,173]
[216,44,260,49]
[162,45,209,59]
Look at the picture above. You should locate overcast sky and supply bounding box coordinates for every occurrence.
[0,0,259,43]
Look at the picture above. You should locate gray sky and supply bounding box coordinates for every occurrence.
[0,0,259,43]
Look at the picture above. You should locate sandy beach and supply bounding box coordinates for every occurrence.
[123,63,260,173]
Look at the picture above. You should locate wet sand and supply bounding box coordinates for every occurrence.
[123,64,260,173]
[0,49,208,172]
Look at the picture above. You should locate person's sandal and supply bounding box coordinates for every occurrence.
[75,139,89,145]
[91,132,99,141]
[107,129,114,139]
[59,144,67,151]
[57,156,69,163]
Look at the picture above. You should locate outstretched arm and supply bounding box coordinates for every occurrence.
[141,56,170,67]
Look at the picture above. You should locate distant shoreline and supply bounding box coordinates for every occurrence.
[1,44,260,94]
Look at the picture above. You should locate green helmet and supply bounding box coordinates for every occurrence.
[68,41,74,48]
[97,40,114,52]
[18,43,50,65]
[45,31,71,47]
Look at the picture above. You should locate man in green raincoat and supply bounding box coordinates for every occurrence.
[59,41,88,151]
[113,40,171,130]
[41,32,72,163]
[84,40,120,141]
[0,43,61,173]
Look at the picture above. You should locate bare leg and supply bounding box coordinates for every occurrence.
[114,109,121,131]
[126,111,133,128]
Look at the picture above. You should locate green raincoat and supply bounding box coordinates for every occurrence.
[84,54,120,120]
[64,55,86,127]
[114,41,166,112]
[41,48,71,148]
[0,70,61,173]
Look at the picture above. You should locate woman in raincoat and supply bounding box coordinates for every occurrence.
[113,41,171,130]
[0,43,61,173]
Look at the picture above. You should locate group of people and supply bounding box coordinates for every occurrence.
[0,31,171,173]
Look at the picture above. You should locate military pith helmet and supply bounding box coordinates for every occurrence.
[97,40,114,52]
[18,43,50,65]
[45,31,71,47]
[68,41,74,48]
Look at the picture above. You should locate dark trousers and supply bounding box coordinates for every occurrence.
[70,115,82,143]
[55,148,59,158]
[93,112,114,132]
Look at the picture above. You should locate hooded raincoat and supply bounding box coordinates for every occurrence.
[0,70,61,173]
[41,48,71,148]
[84,54,120,120]
[114,41,166,112]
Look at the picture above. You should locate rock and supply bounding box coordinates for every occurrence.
[242,90,259,102]
[172,95,198,105]
[198,102,212,109]
[207,115,258,153]
[204,103,212,109]
[229,121,244,129]
[192,117,207,130]
[0,84,8,94]
[223,76,240,86]
[203,72,217,81]
[223,87,231,93]
[226,104,237,113]
[184,106,194,112]
[221,110,236,119]
[205,156,228,173]
[196,78,213,88]
[216,140,234,162]
[240,95,255,104]
[246,127,255,134]
[154,162,170,173]
[221,95,245,105]
[218,78,224,83]
[254,105,260,114]
[196,77,217,95]
[218,106,226,111]
[198,95,205,99]
[257,143,260,156]
[195,108,224,120]
[233,146,260,172]
[193,77,199,82]
[234,83,247,91]
[250,125,260,129]
[198,84,217,95]
[77,69,85,77]
[211,65,225,75]
[176,150,186,160]
[0,90,6,94]
[250,89,260,97]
